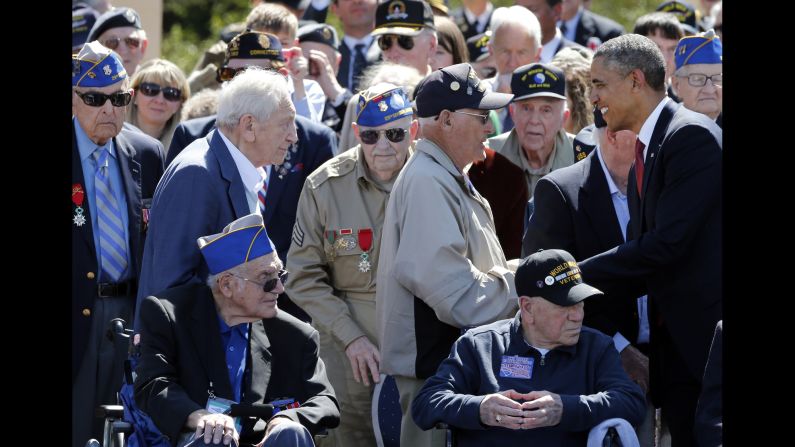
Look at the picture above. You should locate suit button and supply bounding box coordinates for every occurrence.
[82,308,91,317]
[87,272,95,279]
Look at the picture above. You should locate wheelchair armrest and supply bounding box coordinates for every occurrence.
[111,421,134,435]
[96,405,125,419]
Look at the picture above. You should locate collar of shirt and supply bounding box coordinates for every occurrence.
[559,8,582,41]
[596,145,621,197]
[343,35,374,53]
[505,311,577,357]
[539,28,563,63]
[75,117,116,161]
[218,129,264,195]
[463,2,494,31]
[637,97,670,158]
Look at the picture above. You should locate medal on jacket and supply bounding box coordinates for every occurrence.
[335,228,357,251]
[324,230,337,261]
[72,183,86,227]
[358,228,373,273]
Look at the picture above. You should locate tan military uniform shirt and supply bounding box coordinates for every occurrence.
[376,138,519,379]
[286,145,397,348]
[488,128,575,197]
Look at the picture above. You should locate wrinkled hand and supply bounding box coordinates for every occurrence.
[479,389,527,430]
[306,49,346,100]
[519,390,563,429]
[194,412,238,446]
[620,345,650,394]
[345,336,381,386]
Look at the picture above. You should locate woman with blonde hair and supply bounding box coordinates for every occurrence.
[127,58,190,152]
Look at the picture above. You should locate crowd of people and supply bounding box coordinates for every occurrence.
[72,0,723,446]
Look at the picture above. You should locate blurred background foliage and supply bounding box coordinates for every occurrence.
[162,0,663,75]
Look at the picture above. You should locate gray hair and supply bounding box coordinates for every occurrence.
[358,62,424,97]
[490,6,542,51]
[594,34,666,92]
[216,68,291,130]
[181,88,220,121]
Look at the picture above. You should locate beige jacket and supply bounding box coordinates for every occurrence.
[376,139,519,379]
[286,145,397,350]
[488,128,575,197]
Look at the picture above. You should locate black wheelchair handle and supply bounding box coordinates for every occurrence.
[228,403,275,419]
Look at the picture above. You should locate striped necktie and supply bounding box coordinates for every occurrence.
[258,172,269,213]
[93,148,128,281]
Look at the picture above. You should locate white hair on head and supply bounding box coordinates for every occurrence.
[216,67,291,130]
[490,6,542,50]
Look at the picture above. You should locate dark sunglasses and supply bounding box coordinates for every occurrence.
[359,127,409,145]
[231,269,288,294]
[138,82,183,102]
[74,90,133,107]
[101,36,141,50]
[377,35,415,51]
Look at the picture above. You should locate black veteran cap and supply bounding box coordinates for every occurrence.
[415,63,513,118]
[572,108,606,161]
[88,7,142,42]
[466,32,491,63]
[73,3,99,52]
[511,63,567,102]
[226,30,286,65]
[372,0,436,37]
[515,249,603,306]
[656,1,698,35]
[297,23,339,50]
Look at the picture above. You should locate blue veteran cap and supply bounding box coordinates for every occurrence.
[87,7,142,42]
[197,213,275,275]
[656,1,698,35]
[72,41,128,87]
[73,4,99,52]
[355,86,413,127]
[226,30,286,65]
[674,29,722,69]
[511,63,567,102]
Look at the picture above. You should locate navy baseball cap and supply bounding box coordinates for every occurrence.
[415,63,513,118]
[72,3,99,52]
[88,7,142,42]
[372,0,436,37]
[225,30,286,64]
[515,249,603,306]
[511,63,567,103]
[466,32,491,63]
[297,23,339,50]
[656,1,698,35]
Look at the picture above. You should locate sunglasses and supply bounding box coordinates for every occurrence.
[74,90,133,107]
[359,127,409,145]
[231,269,288,294]
[101,36,142,50]
[138,82,183,102]
[377,35,415,51]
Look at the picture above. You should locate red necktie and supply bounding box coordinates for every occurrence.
[634,139,646,198]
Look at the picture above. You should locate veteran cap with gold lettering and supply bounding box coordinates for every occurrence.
[511,62,567,103]
[515,249,603,306]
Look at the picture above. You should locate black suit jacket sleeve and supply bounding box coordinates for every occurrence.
[578,125,721,287]
[522,177,576,257]
[695,320,722,447]
[134,296,203,442]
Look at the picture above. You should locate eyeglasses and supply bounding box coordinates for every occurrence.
[358,127,409,145]
[101,36,142,50]
[138,82,183,102]
[74,90,133,107]
[377,35,415,51]
[679,73,723,87]
[452,110,490,125]
[230,269,288,294]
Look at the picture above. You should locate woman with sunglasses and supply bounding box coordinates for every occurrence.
[127,58,191,152]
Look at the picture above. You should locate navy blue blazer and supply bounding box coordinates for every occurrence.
[337,37,380,92]
[72,124,165,381]
[523,150,644,345]
[572,9,624,47]
[578,101,722,383]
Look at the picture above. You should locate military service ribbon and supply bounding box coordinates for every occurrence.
[358,228,373,272]
[72,183,86,227]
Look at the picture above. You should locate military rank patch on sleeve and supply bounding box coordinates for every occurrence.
[292,221,305,247]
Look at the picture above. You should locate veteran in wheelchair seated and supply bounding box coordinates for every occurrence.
[411,249,646,446]
[134,213,339,447]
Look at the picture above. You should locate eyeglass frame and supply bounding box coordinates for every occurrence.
[450,110,490,125]
[677,73,723,87]
[377,35,415,51]
[73,89,134,107]
[228,269,288,294]
[358,127,410,145]
[101,36,142,50]
[137,82,183,102]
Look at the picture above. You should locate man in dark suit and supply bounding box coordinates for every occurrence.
[582,34,722,446]
[331,0,380,93]
[449,0,494,40]
[135,67,299,331]
[135,213,339,446]
[517,0,588,63]
[558,0,623,48]
[72,41,166,447]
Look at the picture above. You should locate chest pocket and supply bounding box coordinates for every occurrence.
[324,230,371,291]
